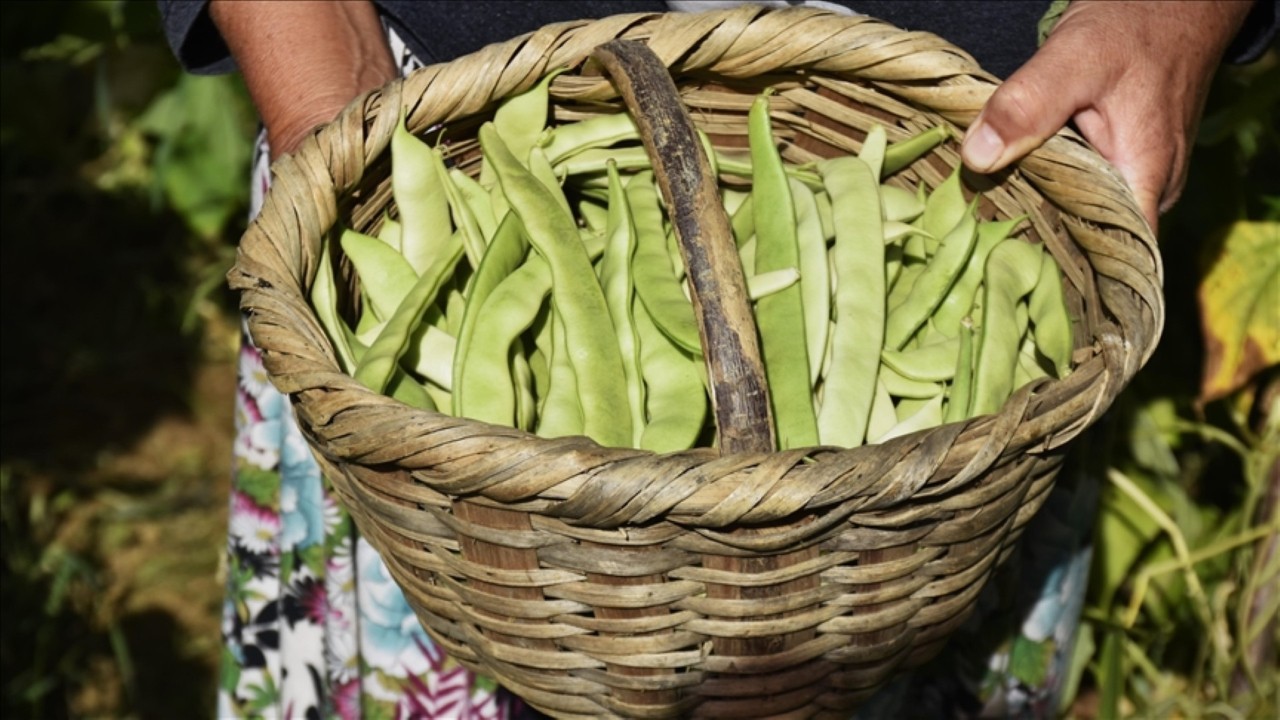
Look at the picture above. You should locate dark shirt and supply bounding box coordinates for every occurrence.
[158,0,1277,81]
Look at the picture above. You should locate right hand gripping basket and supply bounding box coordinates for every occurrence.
[229,6,1164,718]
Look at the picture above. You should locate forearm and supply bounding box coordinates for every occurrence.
[210,0,397,159]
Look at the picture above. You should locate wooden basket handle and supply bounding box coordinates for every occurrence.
[591,39,776,455]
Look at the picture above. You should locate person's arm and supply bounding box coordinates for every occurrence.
[961,0,1255,231]
[209,0,398,160]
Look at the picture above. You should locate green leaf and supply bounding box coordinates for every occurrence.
[1092,476,1161,609]
[136,74,252,239]
[1127,397,1180,479]
[1059,623,1095,716]
[1198,220,1280,404]
[1097,626,1124,720]
[233,466,279,509]
[20,34,103,65]
[1036,0,1071,46]
[220,647,241,694]
[244,674,280,712]
[300,544,327,579]
[1008,635,1053,688]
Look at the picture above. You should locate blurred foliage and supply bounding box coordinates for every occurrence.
[1072,50,1280,719]
[2,1,249,718]
[1198,221,1278,404]
[0,2,1275,719]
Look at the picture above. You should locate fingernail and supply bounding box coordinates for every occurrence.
[963,122,1005,173]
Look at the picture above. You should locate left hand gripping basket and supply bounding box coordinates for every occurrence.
[229,6,1163,718]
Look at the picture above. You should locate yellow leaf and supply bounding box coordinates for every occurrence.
[1198,221,1280,404]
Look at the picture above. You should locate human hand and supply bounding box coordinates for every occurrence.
[210,0,398,160]
[960,1,1254,232]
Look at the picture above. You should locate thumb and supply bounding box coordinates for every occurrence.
[961,29,1109,174]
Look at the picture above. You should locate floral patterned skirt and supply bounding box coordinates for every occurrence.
[216,26,525,720]
[217,334,521,719]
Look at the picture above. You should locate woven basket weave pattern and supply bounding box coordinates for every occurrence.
[230,6,1162,718]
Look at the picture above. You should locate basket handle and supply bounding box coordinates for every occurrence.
[591,39,776,455]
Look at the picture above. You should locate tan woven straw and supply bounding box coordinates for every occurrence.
[229,5,1163,718]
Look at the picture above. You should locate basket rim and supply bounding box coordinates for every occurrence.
[229,4,1163,528]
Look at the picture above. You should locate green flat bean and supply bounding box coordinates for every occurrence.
[814,190,835,243]
[481,122,630,447]
[377,213,402,253]
[577,196,610,236]
[557,142,830,190]
[553,145,652,177]
[512,350,536,432]
[527,342,549,410]
[716,149,824,190]
[882,125,950,177]
[885,241,904,289]
[921,167,967,241]
[722,187,751,219]
[932,216,1025,334]
[452,212,528,416]
[864,378,898,444]
[884,221,929,245]
[1015,330,1049,388]
[458,256,552,427]
[353,241,462,395]
[488,180,510,225]
[538,308,583,438]
[747,267,801,300]
[881,336,962,383]
[1028,252,1074,378]
[739,234,757,278]
[310,237,359,374]
[879,364,943,399]
[881,184,925,223]
[431,152,488,269]
[340,229,418,321]
[816,155,882,448]
[528,145,573,219]
[404,323,456,390]
[540,111,638,165]
[665,226,686,285]
[424,381,451,413]
[886,261,923,320]
[448,168,498,241]
[884,199,978,350]
[344,321,369,361]
[902,230,930,264]
[392,118,453,276]
[751,91,817,449]
[598,162,646,447]
[634,298,707,453]
[627,172,701,355]
[942,317,975,424]
[482,68,563,188]
[817,318,835,389]
[880,393,944,441]
[730,193,755,248]
[443,286,466,337]
[388,369,436,410]
[858,124,887,180]
[791,177,830,387]
[970,240,1044,416]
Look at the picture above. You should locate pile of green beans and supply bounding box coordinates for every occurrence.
[308,78,1075,453]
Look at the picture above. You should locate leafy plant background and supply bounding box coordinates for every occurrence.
[0,2,1274,718]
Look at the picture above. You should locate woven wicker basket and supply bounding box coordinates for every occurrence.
[229,6,1163,718]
